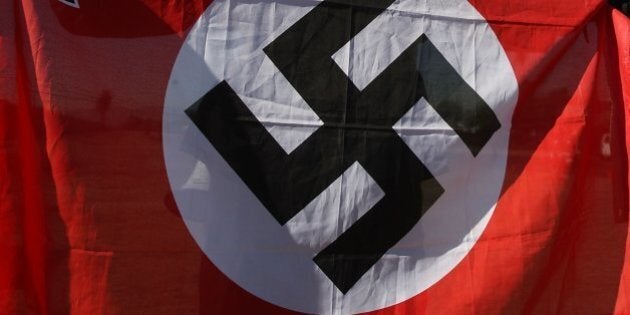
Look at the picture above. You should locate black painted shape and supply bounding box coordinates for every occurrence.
[187,0,500,294]
[413,41,501,156]
[186,79,443,293]
[263,2,500,156]
[186,82,347,225]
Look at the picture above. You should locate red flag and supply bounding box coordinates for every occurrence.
[1,0,629,314]
[613,6,630,313]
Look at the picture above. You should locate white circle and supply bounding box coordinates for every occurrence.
[163,0,518,313]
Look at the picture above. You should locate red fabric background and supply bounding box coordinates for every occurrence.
[0,0,628,313]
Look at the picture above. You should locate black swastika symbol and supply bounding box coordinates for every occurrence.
[186,0,500,293]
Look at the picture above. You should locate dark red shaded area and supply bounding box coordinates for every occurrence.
[1,1,69,313]
[50,0,212,37]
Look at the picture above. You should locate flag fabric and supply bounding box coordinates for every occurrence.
[1,0,629,314]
